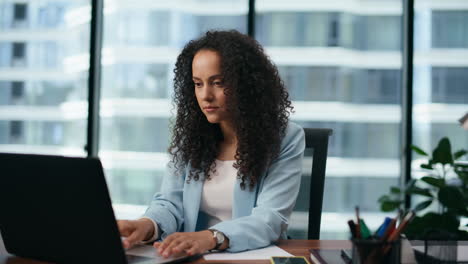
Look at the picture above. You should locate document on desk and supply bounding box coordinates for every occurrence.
[204,245,293,260]
[412,245,468,261]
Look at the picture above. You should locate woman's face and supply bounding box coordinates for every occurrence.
[192,49,231,124]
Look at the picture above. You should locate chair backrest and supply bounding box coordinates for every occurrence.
[304,128,333,239]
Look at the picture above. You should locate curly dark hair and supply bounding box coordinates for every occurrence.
[169,30,293,190]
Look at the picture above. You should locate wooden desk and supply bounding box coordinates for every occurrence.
[0,240,352,264]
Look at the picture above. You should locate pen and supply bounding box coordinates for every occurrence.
[387,210,415,243]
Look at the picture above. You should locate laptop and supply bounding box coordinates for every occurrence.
[0,153,195,264]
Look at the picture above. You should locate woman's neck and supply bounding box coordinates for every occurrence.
[217,121,237,161]
[219,121,237,145]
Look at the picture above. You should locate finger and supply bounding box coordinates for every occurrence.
[117,220,133,236]
[162,238,185,257]
[124,229,143,249]
[185,242,200,256]
[157,233,179,253]
[171,241,191,254]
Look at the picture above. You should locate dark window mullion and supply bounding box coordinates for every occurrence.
[86,0,104,157]
[401,0,414,210]
[248,0,255,37]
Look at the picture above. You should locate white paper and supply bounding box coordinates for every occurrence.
[203,245,293,260]
[412,245,468,261]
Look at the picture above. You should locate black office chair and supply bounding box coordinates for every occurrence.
[301,128,333,239]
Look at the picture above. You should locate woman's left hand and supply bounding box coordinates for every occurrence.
[153,230,215,258]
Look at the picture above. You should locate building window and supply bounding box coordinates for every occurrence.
[12,42,25,59]
[432,67,468,104]
[11,81,24,100]
[10,120,23,143]
[432,11,468,48]
[11,42,26,67]
[13,3,27,21]
[328,13,340,47]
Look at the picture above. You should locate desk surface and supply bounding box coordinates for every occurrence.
[0,240,352,264]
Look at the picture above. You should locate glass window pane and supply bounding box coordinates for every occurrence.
[413,1,468,181]
[0,0,89,156]
[257,0,403,239]
[100,0,248,209]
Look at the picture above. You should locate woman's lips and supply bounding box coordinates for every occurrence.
[204,107,219,112]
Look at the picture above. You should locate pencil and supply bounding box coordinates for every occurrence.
[355,206,361,239]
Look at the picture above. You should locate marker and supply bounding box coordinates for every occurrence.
[359,219,372,239]
[376,217,392,238]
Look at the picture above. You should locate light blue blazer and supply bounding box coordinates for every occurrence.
[143,122,305,252]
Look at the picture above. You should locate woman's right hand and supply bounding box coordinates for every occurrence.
[117,218,155,249]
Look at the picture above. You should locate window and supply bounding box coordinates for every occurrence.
[13,3,27,21]
[431,67,468,104]
[100,0,248,206]
[257,0,402,239]
[10,120,23,143]
[432,11,468,48]
[0,1,90,155]
[12,42,25,59]
[11,81,24,99]
[413,2,468,156]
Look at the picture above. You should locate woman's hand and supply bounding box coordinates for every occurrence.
[117,219,155,249]
[153,230,216,258]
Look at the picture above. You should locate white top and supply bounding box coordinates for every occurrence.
[200,159,237,227]
[140,159,237,242]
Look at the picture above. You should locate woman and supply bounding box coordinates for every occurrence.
[118,30,305,257]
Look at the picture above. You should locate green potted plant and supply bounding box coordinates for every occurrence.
[378,137,468,239]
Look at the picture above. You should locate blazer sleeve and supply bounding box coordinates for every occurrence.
[142,162,185,239]
[210,123,305,252]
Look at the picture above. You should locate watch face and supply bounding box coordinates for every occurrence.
[215,231,224,244]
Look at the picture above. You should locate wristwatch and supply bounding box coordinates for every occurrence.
[208,229,225,250]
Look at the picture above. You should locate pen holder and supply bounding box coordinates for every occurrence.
[351,238,401,264]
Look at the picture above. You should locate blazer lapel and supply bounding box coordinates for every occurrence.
[183,172,203,232]
[232,176,259,218]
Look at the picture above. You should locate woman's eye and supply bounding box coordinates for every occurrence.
[194,82,202,87]
[213,81,224,87]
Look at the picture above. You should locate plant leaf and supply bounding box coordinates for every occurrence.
[420,163,433,170]
[421,177,445,188]
[404,212,460,239]
[438,186,466,210]
[406,186,433,197]
[390,187,401,194]
[378,195,390,203]
[411,145,429,156]
[454,150,467,160]
[455,163,468,169]
[414,200,432,212]
[432,137,453,165]
[381,200,402,212]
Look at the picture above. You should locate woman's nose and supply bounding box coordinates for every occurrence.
[201,86,214,100]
